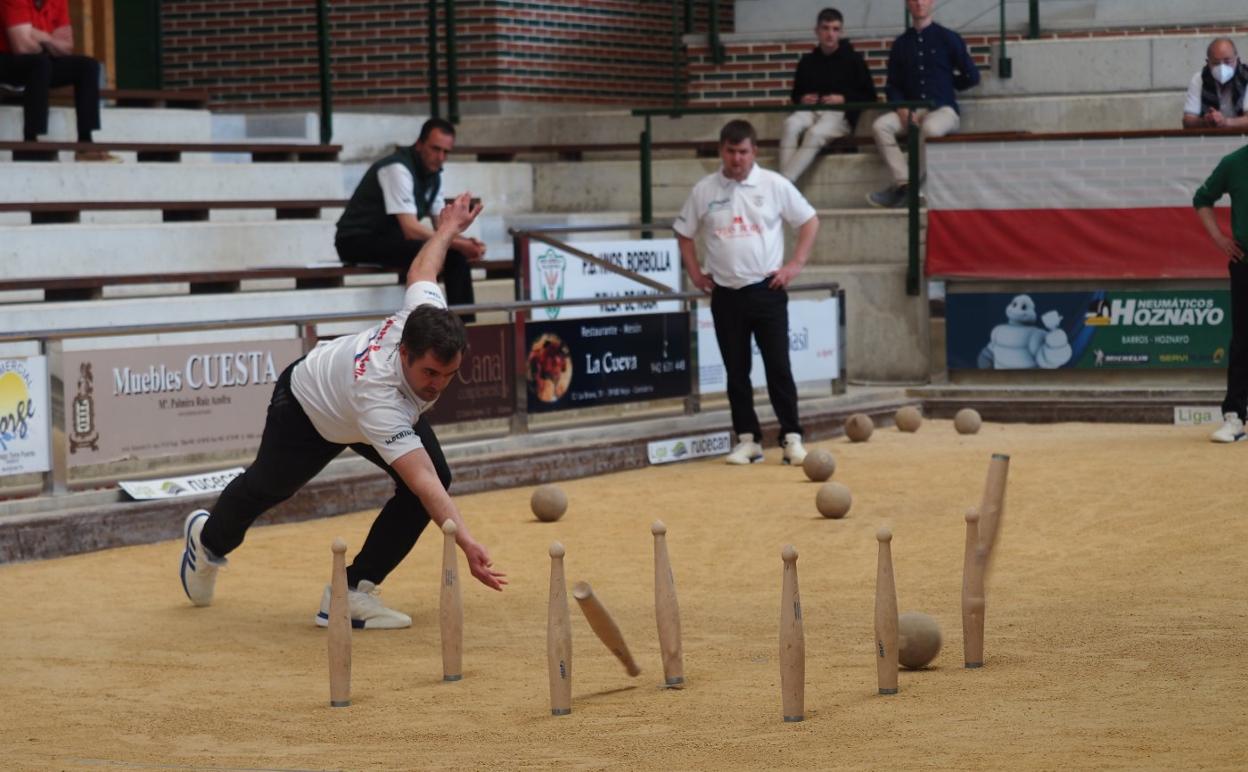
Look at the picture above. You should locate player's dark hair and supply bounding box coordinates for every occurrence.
[817,8,843,25]
[719,119,757,147]
[417,117,457,144]
[401,305,468,364]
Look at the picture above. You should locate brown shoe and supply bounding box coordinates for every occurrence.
[74,149,122,162]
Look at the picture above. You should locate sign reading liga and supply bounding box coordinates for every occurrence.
[526,312,690,413]
[61,339,303,467]
[0,356,51,476]
[946,290,1231,370]
[697,297,841,394]
[528,239,681,320]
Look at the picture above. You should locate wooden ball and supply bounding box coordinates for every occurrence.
[895,406,922,432]
[530,485,568,522]
[954,408,982,435]
[815,482,852,519]
[845,413,874,443]
[898,611,943,669]
[802,449,836,482]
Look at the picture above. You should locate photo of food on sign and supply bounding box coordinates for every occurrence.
[528,333,572,403]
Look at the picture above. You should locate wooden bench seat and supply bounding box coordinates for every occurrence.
[0,87,210,110]
[0,141,341,163]
[454,136,872,161]
[0,199,347,223]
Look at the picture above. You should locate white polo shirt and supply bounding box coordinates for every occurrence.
[291,281,448,465]
[1183,70,1248,117]
[377,164,447,218]
[673,164,816,289]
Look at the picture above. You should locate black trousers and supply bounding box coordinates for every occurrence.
[336,234,476,322]
[1224,259,1248,419]
[710,279,803,443]
[199,361,451,588]
[0,51,100,141]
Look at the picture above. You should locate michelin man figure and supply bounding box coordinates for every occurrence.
[977,294,1073,369]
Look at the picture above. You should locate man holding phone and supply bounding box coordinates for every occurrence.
[336,117,486,321]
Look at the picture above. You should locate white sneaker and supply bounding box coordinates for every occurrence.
[725,433,764,465]
[180,509,226,607]
[315,580,412,630]
[1210,412,1245,443]
[782,433,807,465]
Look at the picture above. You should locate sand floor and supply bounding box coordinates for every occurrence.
[0,419,1245,770]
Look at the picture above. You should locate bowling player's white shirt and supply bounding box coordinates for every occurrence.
[291,281,447,465]
[672,163,816,289]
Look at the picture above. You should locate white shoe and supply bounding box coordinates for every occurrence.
[180,509,226,607]
[782,433,807,465]
[315,580,412,630]
[725,433,764,465]
[1210,412,1244,443]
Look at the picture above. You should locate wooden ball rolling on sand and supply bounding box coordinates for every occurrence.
[895,406,922,432]
[531,485,568,522]
[897,611,943,669]
[802,449,836,482]
[845,413,874,443]
[815,482,852,519]
[954,408,982,435]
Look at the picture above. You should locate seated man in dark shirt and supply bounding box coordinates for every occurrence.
[335,118,486,321]
[780,7,877,183]
[867,0,979,208]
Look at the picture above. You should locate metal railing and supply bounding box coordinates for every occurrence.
[631,102,932,296]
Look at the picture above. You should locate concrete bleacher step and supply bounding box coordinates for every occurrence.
[0,105,213,144]
[0,220,340,278]
[0,162,345,204]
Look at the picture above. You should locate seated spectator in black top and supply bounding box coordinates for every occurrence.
[335,118,487,322]
[779,7,877,183]
[1182,37,1248,130]
[0,0,115,160]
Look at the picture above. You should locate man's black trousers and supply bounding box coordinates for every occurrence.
[1223,259,1248,419]
[199,361,450,589]
[710,280,803,443]
[336,234,476,322]
[0,51,100,141]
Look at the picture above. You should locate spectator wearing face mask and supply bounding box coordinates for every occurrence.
[1183,37,1248,129]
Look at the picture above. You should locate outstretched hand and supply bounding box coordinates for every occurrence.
[440,192,484,235]
[463,539,507,591]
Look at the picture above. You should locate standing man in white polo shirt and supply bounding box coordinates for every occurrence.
[674,119,820,466]
[179,193,507,629]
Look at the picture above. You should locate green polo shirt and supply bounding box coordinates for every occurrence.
[1193,144,1248,247]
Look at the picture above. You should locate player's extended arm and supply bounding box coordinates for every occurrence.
[405,193,483,287]
[390,448,507,590]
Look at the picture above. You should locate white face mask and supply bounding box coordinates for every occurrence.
[1212,62,1237,85]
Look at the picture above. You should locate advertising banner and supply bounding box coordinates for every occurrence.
[0,356,51,476]
[61,339,303,466]
[118,467,245,500]
[525,312,690,413]
[527,239,682,320]
[946,290,1230,370]
[696,297,841,394]
[425,323,515,424]
[647,431,731,465]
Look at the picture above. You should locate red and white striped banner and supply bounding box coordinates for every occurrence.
[926,135,1242,279]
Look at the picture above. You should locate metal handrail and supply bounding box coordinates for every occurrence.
[631,102,932,296]
[315,0,333,144]
[444,0,460,124]
[427,0,440,119]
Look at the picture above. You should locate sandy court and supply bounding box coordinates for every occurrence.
[1,419,1245,770]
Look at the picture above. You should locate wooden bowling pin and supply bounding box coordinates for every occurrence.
[962,508,985,668]
[439,520,463,682]
[975,453,1010,568]
[328,538,351,708]
[547,542,572,715]
[779,545,804,722]
[573,581,641,677]
[652,520,684,687]
[874,527,899,695]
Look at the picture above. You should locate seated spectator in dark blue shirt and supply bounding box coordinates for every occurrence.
[867,0,979,208]
[779,7,877,182]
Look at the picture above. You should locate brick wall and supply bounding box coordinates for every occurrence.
[161,0,734,110]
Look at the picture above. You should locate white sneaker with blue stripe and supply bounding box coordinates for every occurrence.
[180,509,226,607]
[315,580,412,630]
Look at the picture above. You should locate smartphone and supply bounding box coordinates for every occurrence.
[445,197,482,209]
